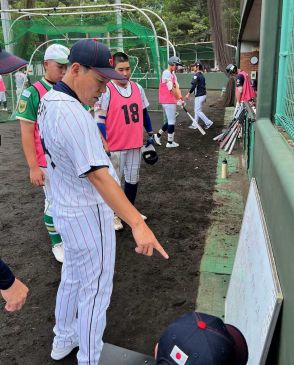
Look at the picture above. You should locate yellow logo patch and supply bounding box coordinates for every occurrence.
[18,100,27,113]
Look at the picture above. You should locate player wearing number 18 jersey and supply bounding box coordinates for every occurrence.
[97,52,154,230]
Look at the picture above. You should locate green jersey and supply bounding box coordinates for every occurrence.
[16,78,52,123]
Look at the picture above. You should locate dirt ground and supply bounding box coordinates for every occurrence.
[0,92,225,365]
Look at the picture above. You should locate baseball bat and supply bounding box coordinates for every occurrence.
[224,125,240,152]
[220,121,239,149]
[182,106,206,135]
[228,126,241,154]
[213,132,224,141]
[218,118,238,143]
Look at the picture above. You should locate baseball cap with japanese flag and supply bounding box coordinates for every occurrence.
[156,312,248,365]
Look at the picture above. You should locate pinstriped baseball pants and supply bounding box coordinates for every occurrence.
[53,204,116,365]
[110,148,141,184]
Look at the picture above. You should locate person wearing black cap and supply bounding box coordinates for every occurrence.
[0,48,29,313]
[37,39,169,365]
[155,311,248,365]
[185,62,213,130]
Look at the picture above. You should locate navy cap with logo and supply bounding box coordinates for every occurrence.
[156,312,248,365]
[0,47,27,74]
[68,39,125,80]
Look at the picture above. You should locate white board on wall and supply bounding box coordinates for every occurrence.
[225,178,283,365]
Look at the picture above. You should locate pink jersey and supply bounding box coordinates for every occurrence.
[237,70,256,102]
[34,81,48,167]
[158,72,177,104]
[0,77,6,92]
[106,81,143,151]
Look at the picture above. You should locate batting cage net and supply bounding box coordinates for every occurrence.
[275,0,294,141]
[0,9,167,120]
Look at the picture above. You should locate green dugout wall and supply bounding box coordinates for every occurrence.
[243,0,294,363]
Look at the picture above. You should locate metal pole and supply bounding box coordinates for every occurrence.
[115,0,123,51]
[0,0,13,52]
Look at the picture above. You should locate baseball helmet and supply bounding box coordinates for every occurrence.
[226,63,238,74]
[141,144,158,165]
[168,56,182,66]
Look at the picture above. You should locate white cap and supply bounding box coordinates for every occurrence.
[44,44,70,64]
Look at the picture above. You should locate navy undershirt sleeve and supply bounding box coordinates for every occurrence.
[0,259,15,290]
[143,108,153,134]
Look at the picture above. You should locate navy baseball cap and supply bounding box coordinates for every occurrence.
[156,312,248,365]
[0,47,27,74]
[191,62,201,67]
[68,39,125,80]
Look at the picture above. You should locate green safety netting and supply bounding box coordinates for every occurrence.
[0,13,167,120]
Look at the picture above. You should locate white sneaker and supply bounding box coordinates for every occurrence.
[114,216,124,231]
[140,214,147,221]
[51,342,79,360]
[188,125,198,129]
[153,134,162,146]
[52,243,64,263]
[166,141,179,148]
[205,121,214,129]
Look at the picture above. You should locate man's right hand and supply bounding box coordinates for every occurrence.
[132,220,169,259]
[1,278,29,312]
[30,166,45,186]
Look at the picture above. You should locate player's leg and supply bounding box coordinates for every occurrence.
[188,96,200,129]
[154,108,168,146]
[3,92,7,111]
[51,205,116,365]
[110,151,125,230]
[0,92,4,110]
[42,167,64,262]
[164,104,178,147]
[123,148,147,220]
[77,205,116,365]
[195,95,213,129]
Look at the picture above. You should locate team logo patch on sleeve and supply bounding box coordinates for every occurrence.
[22,89,31,98]
[18,100,27,113]
[170,345,188,365]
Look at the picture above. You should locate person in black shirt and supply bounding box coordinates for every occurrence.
[185,62,213,130]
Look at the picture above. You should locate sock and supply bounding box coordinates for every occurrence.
[43,214,63,246]
[157,122,168,137]
[167,132,175,143]
[167,124,175,134]
[124,182,138,205]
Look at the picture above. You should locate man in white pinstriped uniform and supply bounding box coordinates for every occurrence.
[38,39,169,365]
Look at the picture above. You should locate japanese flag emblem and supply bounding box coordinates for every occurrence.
[170,345,188,365]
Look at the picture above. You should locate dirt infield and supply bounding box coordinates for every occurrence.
[0,92,225,364]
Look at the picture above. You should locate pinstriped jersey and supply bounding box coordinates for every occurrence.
[38,89,118,214]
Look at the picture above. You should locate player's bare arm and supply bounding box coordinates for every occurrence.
[19,120,45,186]
[87,168,169,259]
[1,278,29,312]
